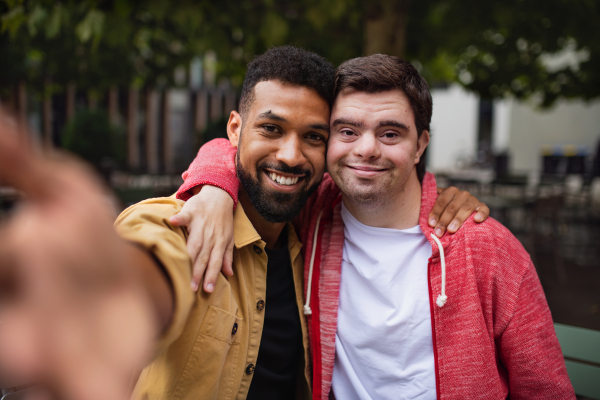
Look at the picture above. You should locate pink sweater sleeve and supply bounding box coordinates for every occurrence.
[498,262,575,399]
[176,139,239,206]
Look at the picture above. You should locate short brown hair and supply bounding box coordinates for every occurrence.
[334,55,432,182]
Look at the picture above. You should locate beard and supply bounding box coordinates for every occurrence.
[236,153,320,223]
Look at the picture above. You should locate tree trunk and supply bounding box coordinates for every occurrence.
[43,79,53,150]
[145,88,160,175]
[108,86,119,126]
[127,87,140,171]
[364,0,410,59]
[66,82,76,123]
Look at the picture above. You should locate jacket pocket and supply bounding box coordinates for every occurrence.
[199,305,243,344]
[172,306,243,399]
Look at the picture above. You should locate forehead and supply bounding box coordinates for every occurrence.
[331,89,415,128]
[248,80,330,120]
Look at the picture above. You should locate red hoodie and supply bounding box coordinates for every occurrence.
[177,139,574,400]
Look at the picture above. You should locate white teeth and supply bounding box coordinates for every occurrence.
[268,172,300,186]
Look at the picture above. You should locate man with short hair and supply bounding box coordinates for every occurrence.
[176,54,575,399]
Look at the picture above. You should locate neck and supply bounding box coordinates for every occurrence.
[342,171,423,230]
[238,188,286,249]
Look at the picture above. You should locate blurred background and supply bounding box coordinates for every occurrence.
[0,0,599,397]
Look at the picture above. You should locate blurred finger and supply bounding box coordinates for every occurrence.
[222,238,234,277]
[169,212,190,227]
[474,203,490,223]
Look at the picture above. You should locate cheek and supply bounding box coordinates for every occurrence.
[326,139,347,168]
[305,147,327,177]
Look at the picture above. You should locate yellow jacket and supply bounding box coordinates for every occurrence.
[114,197,311,400]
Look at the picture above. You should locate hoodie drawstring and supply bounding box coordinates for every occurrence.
[304,209,323,315]
[430,233,448,307]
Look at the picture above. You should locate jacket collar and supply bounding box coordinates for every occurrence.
[418,172,447,258]
[233,203,302,258]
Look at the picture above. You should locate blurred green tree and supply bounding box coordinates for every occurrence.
[1,0,598,107]
[62,109,126,170]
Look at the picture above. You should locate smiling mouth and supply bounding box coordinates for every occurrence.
[347,165,388,172]
[266,171,304,186]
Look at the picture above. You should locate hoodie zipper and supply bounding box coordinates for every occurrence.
[428,257,442,399]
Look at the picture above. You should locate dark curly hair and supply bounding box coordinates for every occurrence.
[239,46,335,118]
[334,55,432,182]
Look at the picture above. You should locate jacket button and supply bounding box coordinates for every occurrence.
[256,300,265,311]
[253,245,263,254]
[246,363,255,375]
[231,322,238,336]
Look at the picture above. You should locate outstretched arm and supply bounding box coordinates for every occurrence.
[0,110,171,400]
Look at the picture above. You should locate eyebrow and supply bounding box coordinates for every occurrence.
[309,123,330,132]
[378,120,410,131]
[332,118,409,132]
[258,110,329,132]
[331,118,364,129]
[257,110,286,122]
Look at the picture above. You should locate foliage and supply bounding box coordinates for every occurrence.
[195,116,229,150]
[62,109,126,169]
[1,0,599,106]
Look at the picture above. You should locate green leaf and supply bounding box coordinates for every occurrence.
[27,5,48,36]
[75,9,105,44]
[45,4,63,39]
[1,5,26,37]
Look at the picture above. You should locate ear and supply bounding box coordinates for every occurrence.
[227,111,242,148]
[414,130,430,164]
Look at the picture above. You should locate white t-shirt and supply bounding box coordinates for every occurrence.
[331,202,436,400]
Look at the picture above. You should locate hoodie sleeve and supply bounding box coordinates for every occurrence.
[176,139,238,206]
[497,261,575,399]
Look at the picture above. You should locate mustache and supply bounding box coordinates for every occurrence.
[259,162,312,178]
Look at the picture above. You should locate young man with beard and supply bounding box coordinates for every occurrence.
[173,55,574,399]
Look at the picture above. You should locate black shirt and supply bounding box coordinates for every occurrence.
[246,231,304,400]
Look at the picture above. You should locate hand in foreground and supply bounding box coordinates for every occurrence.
[169,185,234,293]
[428,187,490,237]
[0,111,158,400]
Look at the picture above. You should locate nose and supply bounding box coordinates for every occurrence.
[276,134,306,168]
[353,133,380,160]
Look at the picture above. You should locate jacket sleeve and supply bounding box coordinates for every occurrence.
[497,261,575,399]
[114,198,195,356]
[176,139,238,206]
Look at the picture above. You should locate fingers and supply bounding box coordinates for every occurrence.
[169,211,190,227]
[431,187,490,237]
[222,238,234,277]
[428,186,459,235]
[474,202,490,223]
[187,232,207,292]
[444,196,480,233]
[203,241,228,293]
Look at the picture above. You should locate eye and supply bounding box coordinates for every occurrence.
[380,131,401,142]
[306,133,326,142]
[340,129,356,137]
[262,124,281,134]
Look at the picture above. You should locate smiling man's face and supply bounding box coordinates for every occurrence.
[228,79,330,222]
[326,88,429,207]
